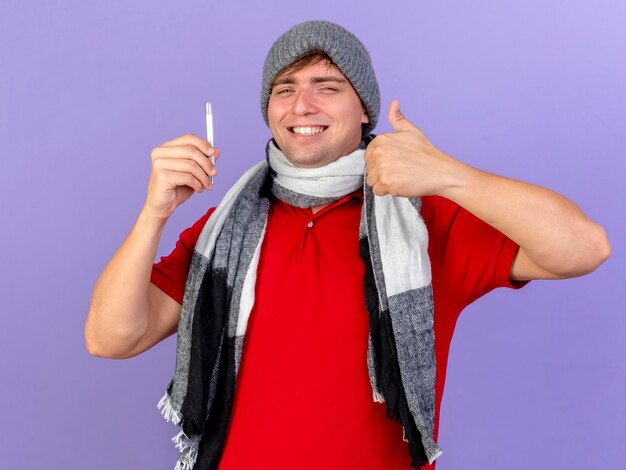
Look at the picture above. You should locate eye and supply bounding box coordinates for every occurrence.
[274,87,293,95]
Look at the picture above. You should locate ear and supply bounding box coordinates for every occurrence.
[361,105,369,124]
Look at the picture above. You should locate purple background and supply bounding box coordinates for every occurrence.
[1,1,624,468]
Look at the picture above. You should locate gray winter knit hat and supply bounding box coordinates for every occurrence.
[261,20,380,135]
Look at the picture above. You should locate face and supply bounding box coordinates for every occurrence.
[267,60,369,168]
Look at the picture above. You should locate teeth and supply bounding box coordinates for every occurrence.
[292,126,325,135]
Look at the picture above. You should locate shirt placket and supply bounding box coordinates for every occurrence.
[295,194,359,265]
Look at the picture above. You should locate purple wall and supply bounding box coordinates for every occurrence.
[1,1,624,468]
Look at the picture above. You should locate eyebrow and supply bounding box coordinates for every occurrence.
[272,76,349,86]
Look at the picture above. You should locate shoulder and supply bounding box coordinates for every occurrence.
[179,206,218,247]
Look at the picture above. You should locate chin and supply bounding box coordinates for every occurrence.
[279,145,329,168]
[286,153,329,168]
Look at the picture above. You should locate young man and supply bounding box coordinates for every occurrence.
[85,21,610,469]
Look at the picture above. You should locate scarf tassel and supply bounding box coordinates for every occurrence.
[157,392,182,425]
[174,449,198,470]
[172,430,200,470]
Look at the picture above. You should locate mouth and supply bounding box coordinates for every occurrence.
[288,126,328,135]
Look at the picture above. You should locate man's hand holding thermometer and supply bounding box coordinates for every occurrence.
[141,101,219,222]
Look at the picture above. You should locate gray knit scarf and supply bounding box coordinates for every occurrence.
[157,136,443,469]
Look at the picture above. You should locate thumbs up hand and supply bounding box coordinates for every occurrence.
[364,99,463,198]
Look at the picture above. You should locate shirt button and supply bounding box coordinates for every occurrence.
[307,221,314,228]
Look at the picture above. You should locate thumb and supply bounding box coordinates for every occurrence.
[388,99,416,132]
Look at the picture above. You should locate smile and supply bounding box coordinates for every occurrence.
[289,126,327,135]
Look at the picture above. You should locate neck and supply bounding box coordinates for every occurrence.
[310,203,331,214]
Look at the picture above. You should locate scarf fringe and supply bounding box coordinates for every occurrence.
[174,447,198,470]
[157,392,182,425]
[159,393,201,468]
[172,428,201,469]
[428,448,444,465]
[172,429,200,452]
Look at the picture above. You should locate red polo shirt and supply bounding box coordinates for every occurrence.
[151,192,526,469]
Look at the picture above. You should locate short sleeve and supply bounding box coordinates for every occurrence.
[150,207,216,304]
[421,196,529,311]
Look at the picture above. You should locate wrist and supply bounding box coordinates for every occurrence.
[434,152,475,201]
[137,206,169,234]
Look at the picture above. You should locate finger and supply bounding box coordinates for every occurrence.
[371,182,388,197]
[154,158,213,190]
[152,145,217,177]
[387,99,416,132]
[165,170,205,193]
[363,137,382,165]
[160,133,218,159]
[366,167,379,189]
[363,145,372,165]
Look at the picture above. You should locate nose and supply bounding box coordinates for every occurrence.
[291,89,318,116]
